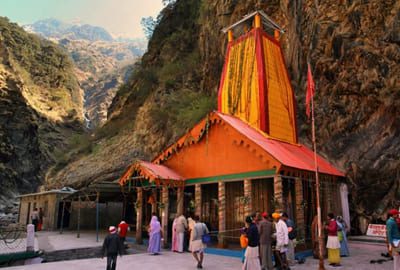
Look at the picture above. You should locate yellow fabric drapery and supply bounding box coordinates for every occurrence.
[220,33,260,128]
[263,36,297,143]
[219,29,297,144]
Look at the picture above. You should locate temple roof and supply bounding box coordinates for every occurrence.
[152,111,344,178]
[217,112,344,177]
[119,160,184,186]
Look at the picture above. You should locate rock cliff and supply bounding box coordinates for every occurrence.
[50,0,399,232]
[0,17,84,220]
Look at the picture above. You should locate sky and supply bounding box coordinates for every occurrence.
[0,0,164,39]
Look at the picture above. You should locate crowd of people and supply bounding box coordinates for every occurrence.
[98,212,210,270]
[241,211,351,270]
[99,208,400,270]
[241,212,297,270]
[170,214,209,268]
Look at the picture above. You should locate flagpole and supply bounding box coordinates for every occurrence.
[311,92,325,270]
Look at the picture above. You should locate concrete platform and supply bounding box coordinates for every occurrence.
[36,231,105,252]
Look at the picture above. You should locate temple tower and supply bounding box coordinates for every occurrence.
[218,11,298,144]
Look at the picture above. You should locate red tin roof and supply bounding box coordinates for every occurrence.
[217,112,344,177]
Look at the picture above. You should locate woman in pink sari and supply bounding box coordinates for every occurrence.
[171,215,179,252]
[148,216,162,255]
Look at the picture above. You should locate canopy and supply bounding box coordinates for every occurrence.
[119,160,184,187]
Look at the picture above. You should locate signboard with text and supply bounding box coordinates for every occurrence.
[366,224,386,237]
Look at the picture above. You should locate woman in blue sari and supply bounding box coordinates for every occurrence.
[336,216,350,257]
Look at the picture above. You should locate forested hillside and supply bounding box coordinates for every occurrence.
[0,17,84,220]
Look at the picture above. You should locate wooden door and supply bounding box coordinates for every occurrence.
[225,181,244,242]
[251,178,274,214]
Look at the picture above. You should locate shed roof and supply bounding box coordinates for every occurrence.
[119,160,184,186]
[17,188,76,198]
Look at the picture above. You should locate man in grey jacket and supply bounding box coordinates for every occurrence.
[258,212,274,270]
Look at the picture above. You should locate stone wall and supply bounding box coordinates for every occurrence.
[18,193,60,230]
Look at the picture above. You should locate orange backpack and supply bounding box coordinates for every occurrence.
[240,234,248,248]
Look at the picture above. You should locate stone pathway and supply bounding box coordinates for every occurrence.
[2,231,396,270]
[293,242,393,270]
[4,251,242,270]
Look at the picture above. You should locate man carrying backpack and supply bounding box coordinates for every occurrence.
[282,213,297,266]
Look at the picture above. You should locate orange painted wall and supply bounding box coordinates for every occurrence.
[162,122,281,179]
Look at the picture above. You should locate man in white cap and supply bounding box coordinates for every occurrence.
[102,226,124,270]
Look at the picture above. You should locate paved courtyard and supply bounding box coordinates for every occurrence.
[1,231,396,270]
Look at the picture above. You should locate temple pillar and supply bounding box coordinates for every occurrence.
[295,178,305,240]
[326,180,333,214]
[151,189,157,214]
[218,181,226,247]
[177,187,184,215]
[136,187,143,244]
[244,179,252,217]
[195,184,202,217]
[161,186,169,248]
[274,175,283,212]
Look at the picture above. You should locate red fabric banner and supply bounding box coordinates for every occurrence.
[306,63,315,119]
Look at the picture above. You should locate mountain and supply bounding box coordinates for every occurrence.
[24,18,113,41]
[25,19,146,128]
[0,17,84,221]
[50,0,400,233]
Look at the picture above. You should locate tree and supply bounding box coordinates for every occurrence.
[162,0,176,6]
[141,16,157,40]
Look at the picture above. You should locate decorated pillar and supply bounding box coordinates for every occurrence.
[295,178,305,239]
[244,179,252,217]
[151,189,157,214]
[218,181,226,247]
[326,180,333,214]
[161,186,169,248]
[136,187,143,244]
[195,184,202,217]
[177,187,184,215]
[274,175,284,212]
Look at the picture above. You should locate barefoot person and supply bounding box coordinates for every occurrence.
[191,215,209,269]
[147,216,162,255]
[101,226,124,270]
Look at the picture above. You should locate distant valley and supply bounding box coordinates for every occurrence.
[24,18,146,128]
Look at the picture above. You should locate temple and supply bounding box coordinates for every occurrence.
[119,11,348,248]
